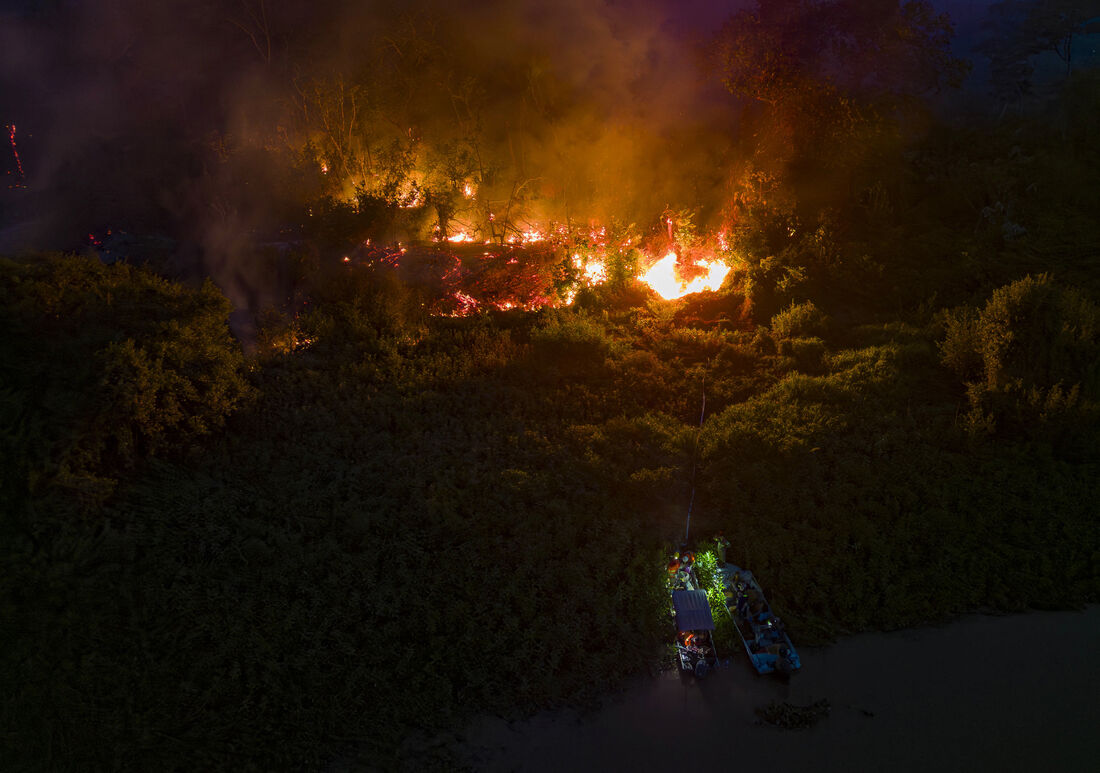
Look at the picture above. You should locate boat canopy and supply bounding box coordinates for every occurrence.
[672,590,715,632]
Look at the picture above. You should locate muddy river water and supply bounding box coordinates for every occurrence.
[457,607,1099,772]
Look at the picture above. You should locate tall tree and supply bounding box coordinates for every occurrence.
[712,0,967,318]
[714,0,966,153]
[978,0,1100,111]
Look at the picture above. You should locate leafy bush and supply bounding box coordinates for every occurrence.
[530,311,613,357]
[939,274,1099,449]
[0,254,252,504]
[777,337,827,373]
[771,300,827,340]
[975,275,1098,394]
[937,305,983,381]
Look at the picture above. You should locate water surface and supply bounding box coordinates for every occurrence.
[459,607,1099,772]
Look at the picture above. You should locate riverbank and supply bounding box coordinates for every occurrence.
[457,607,1100,772]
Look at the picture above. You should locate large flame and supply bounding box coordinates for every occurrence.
[641,251,730,300]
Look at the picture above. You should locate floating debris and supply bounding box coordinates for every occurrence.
[754,699,830,729]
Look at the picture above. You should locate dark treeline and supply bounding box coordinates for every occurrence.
[3,0,1099,769]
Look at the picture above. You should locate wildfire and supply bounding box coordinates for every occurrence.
[397,179,423,208]
[449,291,480,316]
[641,251,730,300]
[574,253,607,284]
[505,228,545,245]
[462,181,476,198]
[358,216,736,319]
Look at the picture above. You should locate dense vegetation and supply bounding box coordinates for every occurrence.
[3,1,1099,769]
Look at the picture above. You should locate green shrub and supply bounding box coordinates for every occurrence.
[939,275,1099,447]
[938,306,983,381]
[777,337,827,373]
[976,275,1098,394]
[530,311,612,356]
[0,255,252,499]
[771,301,827,340]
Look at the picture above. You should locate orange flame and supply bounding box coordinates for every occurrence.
[640,251,730,300]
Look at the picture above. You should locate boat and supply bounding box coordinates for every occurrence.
[668,556,720,678]
[716,562,800,675]
[671,588,719,678]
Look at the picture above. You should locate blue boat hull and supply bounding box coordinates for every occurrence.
[717,563,801,675]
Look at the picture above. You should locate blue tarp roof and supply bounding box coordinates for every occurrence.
[672,590,715,632]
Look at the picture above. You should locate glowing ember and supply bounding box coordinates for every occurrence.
[7,124,26,187]
[320,161,329,174]
[450,291,480,316]
[505,229,545,245]
[641,251,730,300]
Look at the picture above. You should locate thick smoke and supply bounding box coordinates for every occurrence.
[1,0,752,308]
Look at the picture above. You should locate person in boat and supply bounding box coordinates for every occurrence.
[680,552,695,584]
[680,631,702,652]
[716,532,730,564]
[762,619,784,643]
[736,590,750,619]
[669,555,692,589]
[668,556,682,577]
